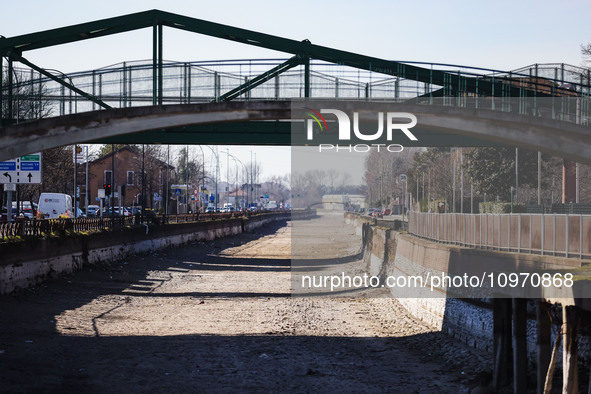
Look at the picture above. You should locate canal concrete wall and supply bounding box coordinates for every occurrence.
[0,212,296,294]
[345,212,579,357]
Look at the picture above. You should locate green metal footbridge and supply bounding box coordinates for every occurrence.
[1,10,591,162]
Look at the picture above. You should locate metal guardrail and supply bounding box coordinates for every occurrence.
[0,211,249,239]
[408,212,591,259]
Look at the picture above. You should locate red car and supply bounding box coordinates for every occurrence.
[371,210,383,218]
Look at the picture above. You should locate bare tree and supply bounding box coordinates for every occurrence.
[261,175,290,205]
[2,66,52,122]
[364,147,418,207]
[2,66,65,211]
[582,43,591,68]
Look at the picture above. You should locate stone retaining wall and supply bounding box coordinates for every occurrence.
[0,212,291,294]
[346,212,573,355]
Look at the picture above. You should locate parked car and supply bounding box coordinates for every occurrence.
[86,205,100,217]
[367,208,378,216]
[101,207,122,217]
[114,207,131,217]
[76,208,86,218]
[10,201,38,219]
[205,206,216,213]
[127,206,142,215]
[38,193,74,219]
[1,207,17,222]
[383,209,391,215]
[371,210,383,218]
[20,207,35,219]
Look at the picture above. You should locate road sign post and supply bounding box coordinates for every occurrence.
[6,189,12,222]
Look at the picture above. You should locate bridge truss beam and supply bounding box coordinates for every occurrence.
[0,8,564,119]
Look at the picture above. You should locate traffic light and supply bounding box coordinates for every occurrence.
[104,184,111,196]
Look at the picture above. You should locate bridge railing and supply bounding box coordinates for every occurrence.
[408,211,591,259]
[3,59,591,126]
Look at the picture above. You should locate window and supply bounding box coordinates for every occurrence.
[127,171,134,186]
[104,170,112,185]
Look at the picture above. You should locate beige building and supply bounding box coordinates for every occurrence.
[321,194,366,211]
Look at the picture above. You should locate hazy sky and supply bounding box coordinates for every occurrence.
[2,0,589,183]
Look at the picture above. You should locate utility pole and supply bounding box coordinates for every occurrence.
[515,148,519,203]
[452,156,456,213]
[142,144,145,220]
[166,145,170,214]
[185,145,189,213]
[74,144,77,217]
[222,148,230,205]
[215,146,219,210]
[538,151,541,206]
[250,150,253,209]
[460,148,464,213]
[111,144,115,210]
[84,146,89,216]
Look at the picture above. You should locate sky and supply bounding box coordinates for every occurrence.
[2,0,590,184]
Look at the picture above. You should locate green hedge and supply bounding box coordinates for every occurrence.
[478,202,526,214]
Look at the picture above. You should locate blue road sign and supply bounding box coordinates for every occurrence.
[21,162,40,171]
[0,162,16,171]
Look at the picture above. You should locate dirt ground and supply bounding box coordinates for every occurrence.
[0,215,490,393]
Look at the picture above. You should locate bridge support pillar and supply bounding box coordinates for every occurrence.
[512,298,528,393]
[562,306,579,394]
[493,298,513,389]
[536,301,551,394]
[0,57,3,126]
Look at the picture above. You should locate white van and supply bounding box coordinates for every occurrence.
[38,193,74,219]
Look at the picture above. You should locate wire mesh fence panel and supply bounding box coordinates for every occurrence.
[5,59,590,122]
[408,212,591,258]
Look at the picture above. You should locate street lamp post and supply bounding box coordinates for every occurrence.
[515,148,519,203]
[416,165,422,212]
[460,148,464,213]
[197,145,206,212]
[452,155,456,213]
[204,146,219,210]
[222,148,230,206]
[228,153,248,209]
[416,176,419,211]
[185,145,189,214]
[428,167,431,212]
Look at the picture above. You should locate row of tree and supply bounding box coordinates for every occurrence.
[363,146,590,213]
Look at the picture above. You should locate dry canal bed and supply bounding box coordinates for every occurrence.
[0,217,488,393]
